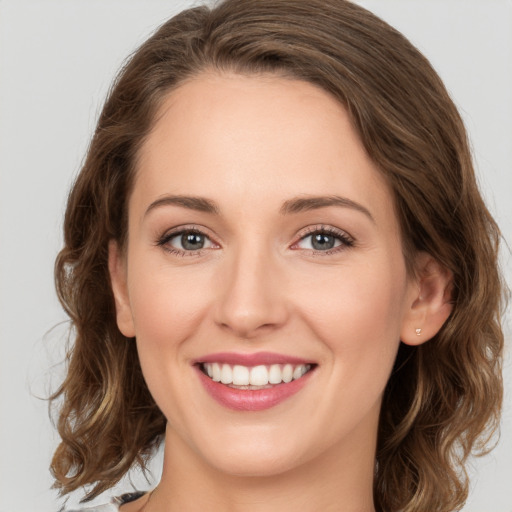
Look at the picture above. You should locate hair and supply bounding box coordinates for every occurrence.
[50,1,505,510]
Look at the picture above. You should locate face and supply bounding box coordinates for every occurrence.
[110,73,423,478]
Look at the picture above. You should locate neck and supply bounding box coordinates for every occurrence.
[149,423,377,512]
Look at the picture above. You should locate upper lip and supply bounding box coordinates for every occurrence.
[194,351,315,366]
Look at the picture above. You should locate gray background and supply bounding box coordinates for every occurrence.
[1,1,510,510]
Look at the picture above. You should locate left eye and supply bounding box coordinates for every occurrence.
[295,231,348,251]
[167,231,214,251]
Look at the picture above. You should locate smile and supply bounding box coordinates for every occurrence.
[194,352,316,411]
[200,362,312,388]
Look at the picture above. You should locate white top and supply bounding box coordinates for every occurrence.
[66,492,146,511]
[68,504,119,512]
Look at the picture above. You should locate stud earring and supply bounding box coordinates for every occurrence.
[415,328,422,336]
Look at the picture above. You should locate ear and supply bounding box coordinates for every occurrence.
[108,240,135,338]
[400,252,453,346]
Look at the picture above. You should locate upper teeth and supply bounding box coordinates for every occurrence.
[202,363,311,386]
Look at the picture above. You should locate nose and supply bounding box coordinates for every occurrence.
[213,247,289,339]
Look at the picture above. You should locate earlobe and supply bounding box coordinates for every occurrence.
[400,253,453,346]
[108,240,136,338]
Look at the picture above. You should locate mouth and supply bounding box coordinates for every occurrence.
[194,353,317,411]
[198,362,314,389]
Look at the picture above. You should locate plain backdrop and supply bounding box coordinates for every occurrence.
[0,1,511,511]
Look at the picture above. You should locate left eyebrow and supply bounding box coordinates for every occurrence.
[279,195,375,223]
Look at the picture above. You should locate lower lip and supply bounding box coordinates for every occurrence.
[195,366,314,411]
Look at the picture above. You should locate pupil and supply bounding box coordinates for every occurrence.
[312,233,335,250]
[182,232,204,250]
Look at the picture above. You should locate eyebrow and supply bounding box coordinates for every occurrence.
[280,195,375,222]
[144,194,374,222]
[145,195,220,217]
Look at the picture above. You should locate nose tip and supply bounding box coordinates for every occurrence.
[218,313,277,340]
[213,254,288,339]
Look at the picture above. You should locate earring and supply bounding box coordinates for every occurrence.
[415,328,422,336]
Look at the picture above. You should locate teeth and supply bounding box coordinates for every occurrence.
[232,365,250,385]
[220,364,232,384]
[268,364,282,384]
[202,362,311,386]
[212,363,221,382]
[282,364,293,383]
[292,365,304,380]
[250,365,268,386]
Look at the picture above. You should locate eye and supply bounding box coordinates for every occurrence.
[172,231,211,251]
[293,226,354,253]
[157,228,216,255]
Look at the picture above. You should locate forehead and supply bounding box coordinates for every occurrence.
[134,72,396,228]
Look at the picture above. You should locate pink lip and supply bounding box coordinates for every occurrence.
[194,364,315,412]
[195,351,313,366]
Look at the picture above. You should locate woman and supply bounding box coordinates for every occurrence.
[51,0,505,511]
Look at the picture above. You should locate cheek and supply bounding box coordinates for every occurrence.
[128,261,211,345]
[297,257,408,388]
[126,262,215,409]
[127,262,215,425]
[285,261,408,445]
[302,258,406,337]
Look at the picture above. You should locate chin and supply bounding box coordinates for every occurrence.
[206,448,305,478]
[192,426,315,478]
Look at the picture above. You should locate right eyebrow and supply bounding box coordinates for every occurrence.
[144,195,220,217]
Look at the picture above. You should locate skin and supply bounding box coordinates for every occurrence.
[109,73,452,512]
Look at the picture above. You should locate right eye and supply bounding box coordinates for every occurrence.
[157,228,216,256]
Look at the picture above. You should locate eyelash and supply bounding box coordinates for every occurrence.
[156,224,355,257]
[156,225,213,257]
[292,225,355,255]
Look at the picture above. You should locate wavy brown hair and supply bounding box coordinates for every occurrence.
[51,1,505,510]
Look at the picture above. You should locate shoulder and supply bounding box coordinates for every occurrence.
[65,492,146,512]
